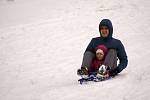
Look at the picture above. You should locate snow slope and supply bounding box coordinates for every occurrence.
[0,0,150,100]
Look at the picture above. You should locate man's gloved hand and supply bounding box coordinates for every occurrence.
[108,67,119,77]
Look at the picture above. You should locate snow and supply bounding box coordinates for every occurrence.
[0,0,150,100]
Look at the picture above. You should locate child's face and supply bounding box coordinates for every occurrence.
[96,49,104,60]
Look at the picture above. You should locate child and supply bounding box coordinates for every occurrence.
[77,44,109,76]
[89,44,108,75]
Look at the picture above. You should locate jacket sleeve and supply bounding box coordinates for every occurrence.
[109,40,128,76]
[85,38,95,53]
[117,40,128,73]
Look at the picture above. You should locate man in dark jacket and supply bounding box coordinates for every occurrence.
[78,19,128,77]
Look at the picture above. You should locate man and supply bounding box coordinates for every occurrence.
[78,19,128,77]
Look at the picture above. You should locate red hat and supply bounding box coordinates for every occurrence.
[95,45,108,56]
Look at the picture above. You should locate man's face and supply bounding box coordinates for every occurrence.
[100,26,109,38]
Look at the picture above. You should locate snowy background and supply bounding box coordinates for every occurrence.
[0,0,150,100]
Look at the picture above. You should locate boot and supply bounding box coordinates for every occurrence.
[77,67,88,76]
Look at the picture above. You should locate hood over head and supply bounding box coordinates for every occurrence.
[99,19,113,39]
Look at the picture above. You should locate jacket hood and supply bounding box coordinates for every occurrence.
[99,19,113,39]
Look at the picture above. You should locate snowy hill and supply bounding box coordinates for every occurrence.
[0,0,150,100]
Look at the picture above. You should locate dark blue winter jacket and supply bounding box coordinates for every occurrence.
[85,19,128,75]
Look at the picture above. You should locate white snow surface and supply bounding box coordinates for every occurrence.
[0,0,150,100]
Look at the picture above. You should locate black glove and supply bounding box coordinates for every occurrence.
[109,67,119,77]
